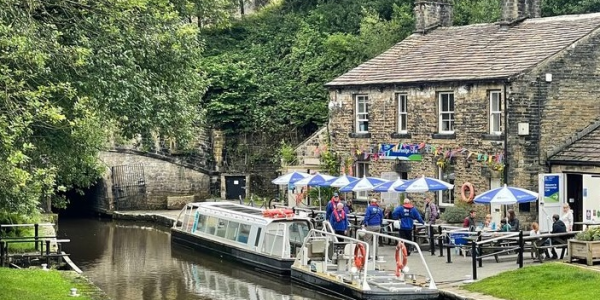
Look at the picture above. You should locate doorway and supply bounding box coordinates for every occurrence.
[566,174,583,230]
[225,176,246,200]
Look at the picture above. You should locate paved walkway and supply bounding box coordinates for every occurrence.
[112,209,537,300]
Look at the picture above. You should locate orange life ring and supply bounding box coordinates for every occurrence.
[395,242,409,277]
[354,243,366,270]
[263,208,294,218]
[461,182,475,202]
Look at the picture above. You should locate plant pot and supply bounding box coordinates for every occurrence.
[568,240,600,266]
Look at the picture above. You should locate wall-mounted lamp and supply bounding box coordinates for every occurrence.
[336,88,342,94]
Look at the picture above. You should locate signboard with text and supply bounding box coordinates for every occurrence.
[378,144,422,161]
[543,175,560,203]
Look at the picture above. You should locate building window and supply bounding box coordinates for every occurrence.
[438,165,455,206]
[397,93,408,133]
[355,95,369,133]
[355,162,369,200]
[490,91,502,135]
[438,92,454,134]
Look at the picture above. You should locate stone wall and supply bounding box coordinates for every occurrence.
[328,82,506,210]
[97,150,211,211]
[506,27,600,192]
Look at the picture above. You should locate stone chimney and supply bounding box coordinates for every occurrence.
[414,0,453,33]
[501,0,541,23]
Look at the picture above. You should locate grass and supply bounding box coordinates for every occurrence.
[463,263,600,300]
[0,268,102,300]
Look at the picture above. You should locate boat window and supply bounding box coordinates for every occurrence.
[288,221,311,257]
[225,221,240,241]
[205,216,218,235]
[238,224,251,244]
[254,227,262,247]
[216,219,228,238]
[194,214,206,233]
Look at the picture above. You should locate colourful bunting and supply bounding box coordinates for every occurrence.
[350,141,505,168]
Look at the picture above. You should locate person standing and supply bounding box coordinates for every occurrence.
[329,202,349,236]
[424,197,439,225]
[325,193,341,221]
[362,198,383,244]
[560,203,574,231]
[392,199,424,255]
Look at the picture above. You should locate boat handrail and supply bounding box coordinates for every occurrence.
[320,221,339,242]
[303,229,371,288]
[301,228,437,290]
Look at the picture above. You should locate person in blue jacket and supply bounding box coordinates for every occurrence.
[325,193,341,221]
[392,198,424,255]
[329,202,349,236]
[362,198,384,244]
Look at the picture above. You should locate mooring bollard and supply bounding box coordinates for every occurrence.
[70,288,79,297]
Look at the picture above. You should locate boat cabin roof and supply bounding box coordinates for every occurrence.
[186,202,312,225]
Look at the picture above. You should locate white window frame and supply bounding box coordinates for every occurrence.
[438,92,455,134]
[355,95,369,133]
[438,165,455,206]
[355,162,369,200]
[397,93,408,133]
[489,91,502,135]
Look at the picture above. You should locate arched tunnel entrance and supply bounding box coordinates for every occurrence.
[57,183,104,218]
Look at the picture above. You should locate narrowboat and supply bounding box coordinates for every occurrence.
[171,202,314,277]
[290,229,439,300]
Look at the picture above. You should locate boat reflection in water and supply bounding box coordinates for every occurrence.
[59,218,336,300]
[172,245,335,300]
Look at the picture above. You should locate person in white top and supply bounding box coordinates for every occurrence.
[560,203,574,231]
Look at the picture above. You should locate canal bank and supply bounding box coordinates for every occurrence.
[110,209,507,300]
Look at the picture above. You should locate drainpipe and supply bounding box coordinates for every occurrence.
[503,82,509,185]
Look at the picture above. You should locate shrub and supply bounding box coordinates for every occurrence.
[441,205,471,223]
[575,226,600,241]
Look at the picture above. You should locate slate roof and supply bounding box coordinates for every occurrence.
[548,121,600,164]
[326,13,600,86]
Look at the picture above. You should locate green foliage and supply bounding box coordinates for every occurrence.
[542,0,600,16]
[575,226,600,241]
[320,149,341,176]
[441,204,471,223]
[201,0,414,137]
[453,0,502,25]
[1,0,208,214]
[464,263,600,300]
[277,140,297,165]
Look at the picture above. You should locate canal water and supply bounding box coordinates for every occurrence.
[58,218,338,300]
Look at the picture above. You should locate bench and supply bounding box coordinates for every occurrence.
[530,238,568,262]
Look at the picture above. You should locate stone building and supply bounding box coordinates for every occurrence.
[324,0,600,227]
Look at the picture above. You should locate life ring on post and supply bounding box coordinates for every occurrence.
[461,182,475,203]
[354,243,366,270]
[395,242,409,277]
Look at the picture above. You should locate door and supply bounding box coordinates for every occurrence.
[582,174,600,224]
[566,174,583,230]
[225,176,246,200]
[538,173,564,232]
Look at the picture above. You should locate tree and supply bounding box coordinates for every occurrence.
[0,0,209,214]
